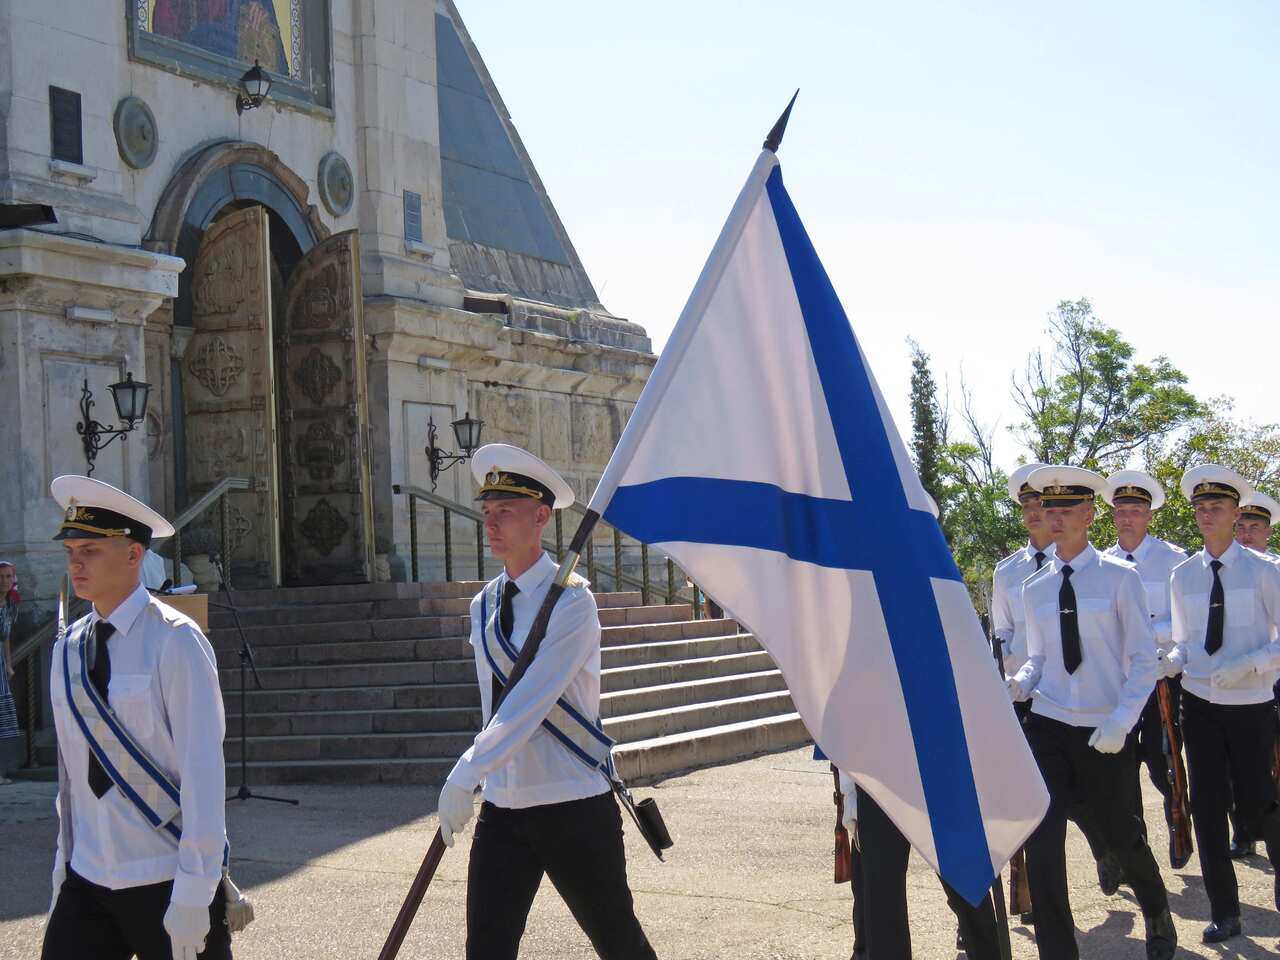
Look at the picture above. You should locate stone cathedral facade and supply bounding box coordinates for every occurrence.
[0,0,654,600]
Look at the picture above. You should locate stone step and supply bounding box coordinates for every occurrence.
[600,669,788,717]
[226,706,482,739]
[602,690,796,743]
[207,590,648,628]
[599,633,760,669]
[225,758,454,786]
[223,682,480,715]
[600,618,736,647]
[600,650,777,693]
[212,581,488,610]
[219,658,476,690]
[612,713,810,784]
[224,730,474,763]
[215,636,473,670]
[207,603,697,649]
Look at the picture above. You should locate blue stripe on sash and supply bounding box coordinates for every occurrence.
[480,580,612,769]
[74,620,181,807]
[490,578,612,749]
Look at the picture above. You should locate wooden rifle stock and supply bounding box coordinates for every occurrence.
[1007,849,1031,918]
[1156,678,1193,868]
[830,765,852,884]
[375,513,602,959]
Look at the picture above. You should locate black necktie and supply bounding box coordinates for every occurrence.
[1205,560,1225,655]
[87,621,115,798]
[1059,565,1082,674]
[1034,551,1046,570]
[1126,553,1135,563]
[493,580,520,710]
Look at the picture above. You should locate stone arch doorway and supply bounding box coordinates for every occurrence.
[147,142,374,588]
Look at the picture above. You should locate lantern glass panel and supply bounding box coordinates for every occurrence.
[109,374,151,424]
[452,413,483,455]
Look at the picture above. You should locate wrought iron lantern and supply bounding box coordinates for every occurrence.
[236,61,273,115]
[77,373,151,476]
[426,411,484,491]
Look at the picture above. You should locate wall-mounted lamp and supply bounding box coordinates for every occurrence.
[236,61,273,115]
[77,373,151,476]
[426,411,484,491]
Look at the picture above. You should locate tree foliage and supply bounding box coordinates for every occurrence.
[907,338,947,520]
[1011,299,1201,470]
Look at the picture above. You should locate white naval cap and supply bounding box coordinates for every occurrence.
[1103,469,1166,511]
[1240,491,1280,525]
[1179,464,1252,505]
[1026,465,1107,507]
[50,475,175,545]
[471,443,575,510]
[1007,462,1050,504]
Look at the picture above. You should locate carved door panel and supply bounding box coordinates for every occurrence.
[278,230,374,585]
[182,206,281,588]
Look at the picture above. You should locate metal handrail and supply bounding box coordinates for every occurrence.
[172,477,252,530]
[392,482,700,608]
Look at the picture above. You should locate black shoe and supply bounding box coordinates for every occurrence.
[1096,852,1122,896]
[1019,911,1033,925]
[1228,837,1256,859]
[1202,917,1241,943]
[1144,908,1176,960]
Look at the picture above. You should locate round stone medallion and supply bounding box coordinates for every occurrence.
[113,96,158,169]
[318,151,354,217]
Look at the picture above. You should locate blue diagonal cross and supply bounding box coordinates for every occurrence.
[603,166,992,905]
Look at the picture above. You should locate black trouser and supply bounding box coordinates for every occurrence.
[1181,691,1280,922]
[466,791,656,960]
[849,841,866,957]
[854,786,999,960]
[42,866,230,960]
[1023,713,1169,960]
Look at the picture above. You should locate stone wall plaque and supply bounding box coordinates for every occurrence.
[113,96,158,169]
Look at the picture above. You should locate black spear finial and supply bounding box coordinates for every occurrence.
[762,90,800,153]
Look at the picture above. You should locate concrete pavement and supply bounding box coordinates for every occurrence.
[4,747,1280,958]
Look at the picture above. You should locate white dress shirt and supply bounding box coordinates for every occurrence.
[1013,543,1157,730]
[1169,541,1280,705]
[1102,535,1187,652]
[992,542,1056,675]
[50,582,227,906]
[448,552,610,808]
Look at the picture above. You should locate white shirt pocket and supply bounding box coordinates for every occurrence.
[1224,589,1256,628]
[1076,597,1113,631]
[1144,582,1168,618]
[108,674,155,739]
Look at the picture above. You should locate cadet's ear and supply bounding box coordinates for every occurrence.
[127,541,146,566]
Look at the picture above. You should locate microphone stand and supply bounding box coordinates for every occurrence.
[211,555,297,806]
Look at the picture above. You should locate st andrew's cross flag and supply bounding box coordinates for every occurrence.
[588,148,1049,905]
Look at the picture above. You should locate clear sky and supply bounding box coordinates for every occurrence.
[459,1,1278,468]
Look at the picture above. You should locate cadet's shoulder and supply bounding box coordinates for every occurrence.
[1021,564,1057,594]
[1099,551,1137,573]
[1171,551,1202,581]
[143,595,211,649]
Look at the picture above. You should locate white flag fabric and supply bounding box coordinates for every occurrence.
[589,149,1048,905]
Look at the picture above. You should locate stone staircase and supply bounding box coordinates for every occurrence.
[211,580,809,786]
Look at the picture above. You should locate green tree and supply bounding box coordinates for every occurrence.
[908,339,947,521]
[1011,299,1201,471]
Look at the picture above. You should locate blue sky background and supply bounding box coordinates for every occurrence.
[460,2,1278,467]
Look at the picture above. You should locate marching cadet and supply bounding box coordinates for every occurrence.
[434,444,657,960]
[1165,466,1280,942]
[997,463,1117,900]
[1227,490,1280,859]
[1100,470,1189,863]
[993,463,1055,697]
[43,476,239,960]
[1236,492,1280,558]
[1007,466,1175,960]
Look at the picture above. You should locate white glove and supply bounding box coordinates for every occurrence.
[163,901,210,960]
[1155,649,1181,679]
[46,862,65,925]
[1212,654,1256,687]
[1087,713,1130,754]
[1006,676,1029,702]
[438,779,476,848]
[840,793,857,833]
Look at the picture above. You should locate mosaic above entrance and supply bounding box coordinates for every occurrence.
[129,0,330,110]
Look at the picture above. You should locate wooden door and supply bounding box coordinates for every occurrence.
[277,230,374,585]
[182,206,281,588]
